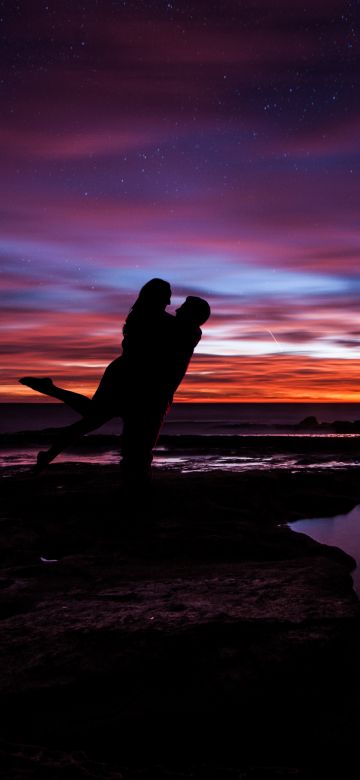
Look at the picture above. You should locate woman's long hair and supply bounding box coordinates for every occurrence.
[123,278,171,337]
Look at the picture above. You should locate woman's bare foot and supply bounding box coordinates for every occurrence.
[19,377,54,393]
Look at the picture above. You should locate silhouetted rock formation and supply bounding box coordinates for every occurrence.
[296,415,321,429]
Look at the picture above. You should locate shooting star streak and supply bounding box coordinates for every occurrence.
[267,329,280,345]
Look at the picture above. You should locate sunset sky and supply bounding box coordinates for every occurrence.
[1,0,360,402]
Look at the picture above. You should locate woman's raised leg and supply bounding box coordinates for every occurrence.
[19,377,92,415]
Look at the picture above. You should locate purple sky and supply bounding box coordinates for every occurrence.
[1,0,360,401]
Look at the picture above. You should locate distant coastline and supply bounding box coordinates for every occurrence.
[2,402,360,472]
[2,401,360,434]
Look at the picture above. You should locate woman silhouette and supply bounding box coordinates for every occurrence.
[20,278,172,474]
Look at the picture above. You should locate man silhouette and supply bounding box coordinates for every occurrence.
[121,295,211,481]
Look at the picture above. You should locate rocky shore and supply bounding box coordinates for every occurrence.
[1,464,360,778]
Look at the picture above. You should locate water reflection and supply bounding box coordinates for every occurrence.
[1,447,360,474]
[290,505,360,596]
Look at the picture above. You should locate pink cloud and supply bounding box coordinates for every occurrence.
[277,118,360,160]
[0,128,167,160]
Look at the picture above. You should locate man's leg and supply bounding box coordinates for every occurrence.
[121,404,165,484]
[19,377,92,416]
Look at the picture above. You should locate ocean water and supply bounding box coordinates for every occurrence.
[2,401,360,435]
[1,402,360,472]
[290,505,360,596]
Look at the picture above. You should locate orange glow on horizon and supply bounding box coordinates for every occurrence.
[3,354,360,404]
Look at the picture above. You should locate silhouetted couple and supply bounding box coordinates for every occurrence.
[20,279,210,482]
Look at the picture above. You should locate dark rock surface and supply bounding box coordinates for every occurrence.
[1,466,360,778]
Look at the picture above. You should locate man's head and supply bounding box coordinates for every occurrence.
[176,296,211,326]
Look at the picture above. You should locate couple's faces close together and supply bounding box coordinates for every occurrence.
[161,285,209,324]
[139,278,210,326]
